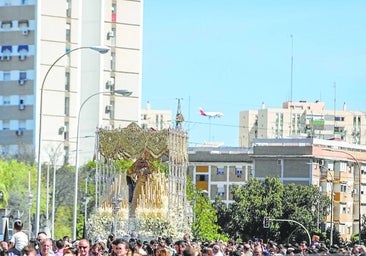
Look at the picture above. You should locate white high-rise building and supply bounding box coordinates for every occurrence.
[0,0,142,166]
[239,101,366,147]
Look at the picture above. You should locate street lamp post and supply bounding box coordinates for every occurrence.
[35,46,110,236]
[322,148,362,244]
[72,89,132,239]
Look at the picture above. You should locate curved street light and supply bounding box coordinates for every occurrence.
[72,89,132,239]
[35,46,110,236]
[322,148,362,244]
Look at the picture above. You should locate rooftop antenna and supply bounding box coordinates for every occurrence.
[290,34,294,103]
[289,34,294,136]
[175,98,184,130]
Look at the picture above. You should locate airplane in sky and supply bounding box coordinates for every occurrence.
[199,107,224,118]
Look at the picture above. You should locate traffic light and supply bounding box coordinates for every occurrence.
[263,216,270,228]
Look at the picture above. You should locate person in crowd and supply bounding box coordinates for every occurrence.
[212,245,223,256]
[35,233,48,253]
[91,242,106,256]
[1,241,13,256]
[174,241,186,256]
[251,245,262,256]
[61,247,75,256]
[113,240,129,256]
[21,246,37,256]
[182,247,195,256]
[134,240,146,256]
[38,238,53,256]
[54,239,64,256]
[77,239,91,256]
[9,220,28,255]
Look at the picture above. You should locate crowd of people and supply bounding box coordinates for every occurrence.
[1,220,366,256]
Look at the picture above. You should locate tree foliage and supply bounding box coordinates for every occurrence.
[215,177,330,244]
[186,178,223,241]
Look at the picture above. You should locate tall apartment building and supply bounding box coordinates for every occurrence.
[0,0,142,166]
[140,101,172,131]
[239,101,365,147]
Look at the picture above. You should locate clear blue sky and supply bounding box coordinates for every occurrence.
[141,1,366,147]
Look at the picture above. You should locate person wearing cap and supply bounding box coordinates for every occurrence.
[9,220,28,255]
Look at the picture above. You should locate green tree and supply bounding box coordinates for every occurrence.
[216,177,330,244]
[187,178,222,241]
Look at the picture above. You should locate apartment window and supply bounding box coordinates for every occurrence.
[235,168,243,177]
[1,45,12,56]
[18,20,29,28]
[1,21,12,29]
[3,96,10,105]
[110,52,116,70]
[19,72,27,80]
[65,72,70,91]
[66,23,71,42]
[109,101,115,119]
[111,4,117,22]
[196,174,208,182]
[217,168,224,175]
[3,72,11,81]
[18,45,29,61]
[217,186,225,196]
[2,120,10,130]
[334,116,345,122]
[64,97,70,115]
[64,122,69,140]
[340,184,347,193]
[66,0,71,17]
[65,47,71,66]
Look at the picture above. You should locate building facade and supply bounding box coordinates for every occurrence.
[140,101,172,130]
[188,146,253,206]
[0,0,142,166]
[253,138,366,241]
[239,101,366,148]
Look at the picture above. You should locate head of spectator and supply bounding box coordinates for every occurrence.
[252,245,262,256]
[0,241,9,252]
[78,239,91,256]
[21,246,37,256]
[114,239,130,256]
[36,232,48,249]
[63,246,76,256]
[39,238,53,256]
[174,241,186,256]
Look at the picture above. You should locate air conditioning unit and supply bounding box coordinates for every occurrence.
[105,105,112,113]
[107,31,114,40]
[18,79,26,85]
[106,78,115,89]
[58,126,67,135]
[5,55,11,61]
[19,55,26,61]
[19,104,25,110]
[22,29,29,36]
[16,129,23,136]
[319,159,325,166]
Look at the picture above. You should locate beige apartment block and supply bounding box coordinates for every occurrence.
[253,138,366,241]
[0,0,142,166]
[239,101,365,148]
[188,146,253,206]
[140,101,172,131]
